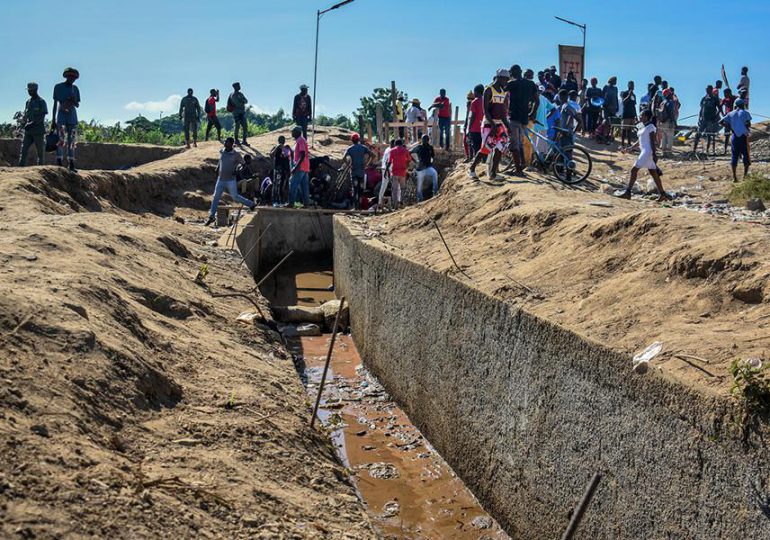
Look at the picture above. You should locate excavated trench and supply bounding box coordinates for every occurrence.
[237,208,508,538]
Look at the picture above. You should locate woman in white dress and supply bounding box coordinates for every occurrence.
[618,109,670,202]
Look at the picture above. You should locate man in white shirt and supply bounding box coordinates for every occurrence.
[737,66,750,110]
[378,139,395,210]
[617,109,670,202]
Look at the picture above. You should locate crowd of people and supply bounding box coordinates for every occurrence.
[14,63,756,217]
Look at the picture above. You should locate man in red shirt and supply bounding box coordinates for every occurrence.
[289,126,311,208]
[388,139,411,210]
[430,89,452,151]
[204,89,222,142]
[466,84,484,161]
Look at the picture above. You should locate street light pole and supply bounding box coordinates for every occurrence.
[311,0,355,147]
[555,16,587,80]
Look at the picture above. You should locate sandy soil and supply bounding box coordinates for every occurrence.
[362,136,770,396]
[0,129,376,538]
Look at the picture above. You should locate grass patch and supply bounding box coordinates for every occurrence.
[728,173,770,205]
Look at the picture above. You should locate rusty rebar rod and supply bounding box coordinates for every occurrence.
[238,222,273,268]
[253,250,294,290]
[310,297,346,428]
[561,472,602,540]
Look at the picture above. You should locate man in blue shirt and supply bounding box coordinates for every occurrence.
[340,133,372,209]
[51,67,81,171]
[720,99,752,182]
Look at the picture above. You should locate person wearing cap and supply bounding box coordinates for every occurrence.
[468,68,511,181]
[204,137,257,226]
[229,82,249,146]
[51,67,81,171]
[657,88,678,153]
[429,89,452,151]
[179,88,202,149]
[292,84,312,139]
[204,89,222,142]
[720,99,752,182]
[18,83,48,166]
[405,98,426,141]
[341,133,372,210]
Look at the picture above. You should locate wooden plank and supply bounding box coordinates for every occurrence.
[391,81,398,121]
[366,122,373,143]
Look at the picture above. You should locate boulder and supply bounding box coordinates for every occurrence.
[746,198,766,212]
[320,299,349,331]
[271,305,324,324]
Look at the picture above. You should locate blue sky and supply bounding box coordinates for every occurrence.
[1,0,767,125]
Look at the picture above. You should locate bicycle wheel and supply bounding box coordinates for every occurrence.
[552,145,592,184]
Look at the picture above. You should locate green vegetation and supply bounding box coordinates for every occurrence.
[728,173,770,205]
[1,107,356,147]
[730,358,770,413]
[355,87,408,134]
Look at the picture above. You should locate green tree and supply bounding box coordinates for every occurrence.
[355,88,407,133]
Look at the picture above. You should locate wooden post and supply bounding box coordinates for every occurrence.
[366,122,373,143]
[376,104,384,145]
[391,81,398,121]
[422,118,429,144]
[383,122,390,145]
[357,115,365,139]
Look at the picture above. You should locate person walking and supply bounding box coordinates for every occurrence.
[288,126,310,208]
[341,133,372,210]
[505,64,538,175]
[179,88,201,148]
[658,89,678,154]
[618,109,670,202]
[51,67,81,171]
[620,81,637,147]
[693,85,721,156]
[204,137,256,226]
[411,134,438,202]
[468,69,510,181]
[18,83,48,166]
[721,98,752,182]
[292,84,312,139]
[388,139,410,210]
[229,82,249,146]
[204,89,222,142]
[430,89,452,151]
[270,135,292,207]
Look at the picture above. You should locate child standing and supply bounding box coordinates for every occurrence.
[618,109,670,202]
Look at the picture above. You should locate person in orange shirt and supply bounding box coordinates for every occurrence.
[388,139,411,210]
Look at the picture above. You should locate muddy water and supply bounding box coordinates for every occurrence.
[264,268,508,539]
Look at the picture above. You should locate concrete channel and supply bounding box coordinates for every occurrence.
[237,208,770,539]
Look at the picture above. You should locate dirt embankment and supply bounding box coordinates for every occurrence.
[367,158,770,395]
[0,134,375,538]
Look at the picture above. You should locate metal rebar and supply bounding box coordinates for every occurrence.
[560,472,602,540]
[253,250,294,290]
[239,222,273,268]
[428,216,469,279]
[310,297,346,428]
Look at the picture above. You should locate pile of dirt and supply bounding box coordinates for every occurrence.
[0,135,375,538]
[363,152,770,395]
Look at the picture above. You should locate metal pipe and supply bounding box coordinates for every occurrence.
[310,297,346,427]
[560,472,602,540]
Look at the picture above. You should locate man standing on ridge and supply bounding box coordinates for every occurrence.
[51,67,81,172]
[430,89,452,151]
[505,64,538,176]
[229,82,249,146]
[288,126,310,208]
[179,88,201,148]
[204,89,222,142]
[293,84,312,140]
[737,66,750,109]
[468,69,510,181]
[18,82,48,166]
[693,85,721,156]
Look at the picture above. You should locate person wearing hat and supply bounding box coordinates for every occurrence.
[340,132,372,209]
[51,67,80,171]
[468,68,511,181]
[405,98,426,141]
[292,84,312,139]
[179,88,202,148]
[720,99,752,182]
[18,83,48,166]
[229,82,249,146]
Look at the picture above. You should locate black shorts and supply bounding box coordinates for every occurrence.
[468,132,482,153]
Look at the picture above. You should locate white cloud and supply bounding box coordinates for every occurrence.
[124,94,182,113]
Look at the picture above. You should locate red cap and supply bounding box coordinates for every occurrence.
[351,133,360,142]
[663,88,673,97]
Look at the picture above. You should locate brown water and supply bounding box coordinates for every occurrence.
[263,268,508,539]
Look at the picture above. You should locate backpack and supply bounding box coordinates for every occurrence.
[226,95,235,113]
[204,98,213,114]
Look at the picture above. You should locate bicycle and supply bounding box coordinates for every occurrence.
[501,125,592,185]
